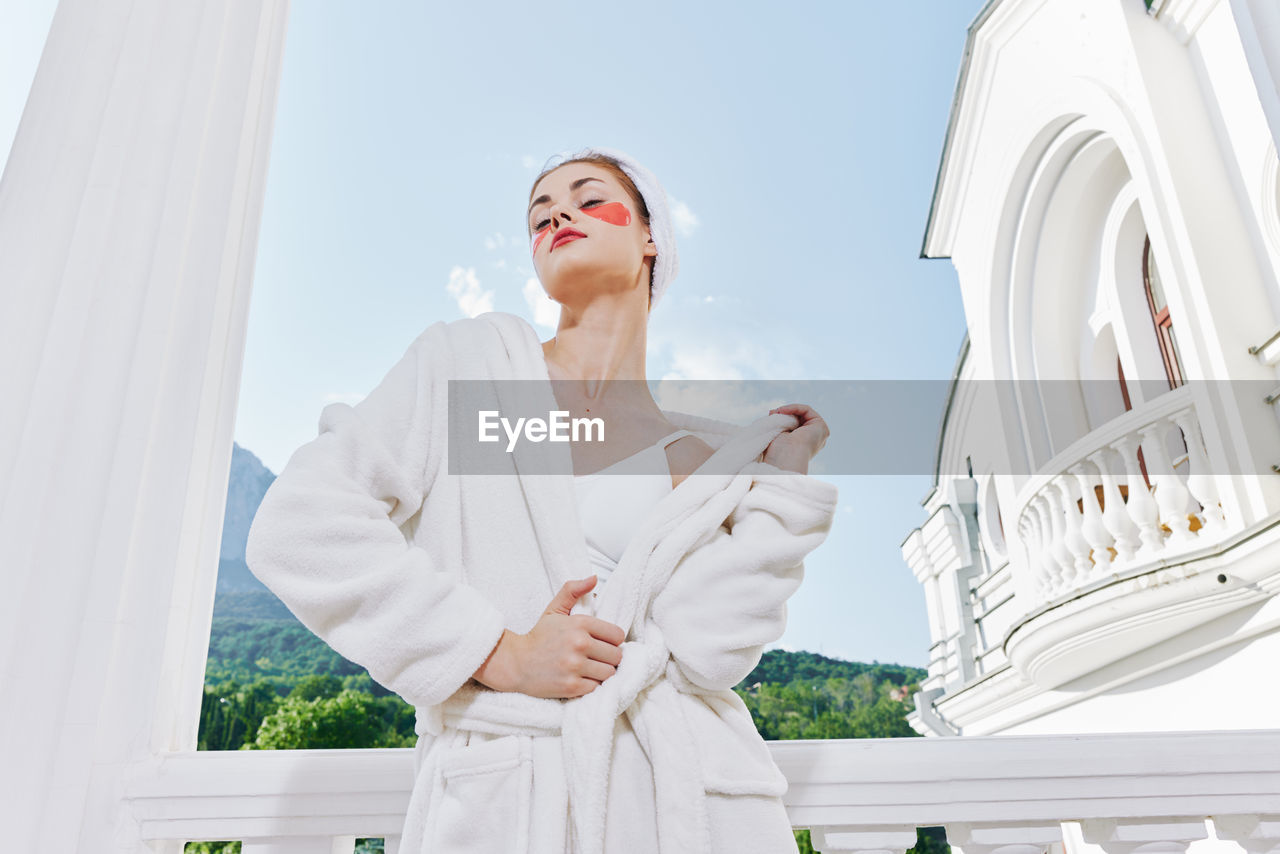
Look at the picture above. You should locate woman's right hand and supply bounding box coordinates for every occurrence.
[472,575,626,698]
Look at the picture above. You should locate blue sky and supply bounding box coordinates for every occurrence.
[2,1,987,669]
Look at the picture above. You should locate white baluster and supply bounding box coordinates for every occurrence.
[1088,447,1140,563]
[1055,476,1093,585]
[809,825,919,854]
[1029,507,1053,600]
[1213,815,1280,854]
[1071,461,1114,575]
[1017,514,1043,604]
[1112,433,1164,554]
[1079,817,1208,854]
[946,821,1067,854]
[1040,491,1072,598]
[1171,407,1224,533]
[242,838,356,854]
[1140,420,1195,544]
[1026,500,1051,599]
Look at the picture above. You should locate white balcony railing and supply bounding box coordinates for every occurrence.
[124,730,1280,854]
[1014,385,1231,608]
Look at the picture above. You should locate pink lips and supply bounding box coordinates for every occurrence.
[551,229,585,251]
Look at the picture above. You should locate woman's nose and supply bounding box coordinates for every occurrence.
[547,200,574,227]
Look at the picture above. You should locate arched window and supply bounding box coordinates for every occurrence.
[1143,235,1185,388]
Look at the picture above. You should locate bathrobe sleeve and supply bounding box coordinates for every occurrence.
[650,462,839,692]
[244,325,510,709]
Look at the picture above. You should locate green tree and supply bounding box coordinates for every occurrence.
[290,673,343,701]
[246,690,414,751]
[849,695,918,739]
[250,690,389,750]
[198,679,284,751]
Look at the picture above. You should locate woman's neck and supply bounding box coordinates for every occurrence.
[542,303,651,405]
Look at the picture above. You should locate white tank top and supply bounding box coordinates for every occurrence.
[572,429,694,588]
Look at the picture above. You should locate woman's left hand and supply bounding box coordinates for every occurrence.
[763,404,830,474]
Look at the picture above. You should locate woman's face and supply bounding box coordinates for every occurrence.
[527,162,656,306]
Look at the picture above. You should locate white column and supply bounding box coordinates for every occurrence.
[0,0,289,849]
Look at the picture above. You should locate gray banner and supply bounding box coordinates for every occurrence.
[445,379,1280,476]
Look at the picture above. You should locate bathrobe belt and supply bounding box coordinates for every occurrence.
[420,623,714,854]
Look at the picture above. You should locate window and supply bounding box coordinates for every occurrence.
[1143,235,1185,388]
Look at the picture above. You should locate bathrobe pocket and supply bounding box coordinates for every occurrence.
[678,689,789,797]
[429,733,534,854]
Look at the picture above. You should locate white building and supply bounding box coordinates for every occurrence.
[902,0,1280,738]
[2,1,1277,851]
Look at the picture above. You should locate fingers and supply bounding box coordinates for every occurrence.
[579,655,619,685]
[545,576,598,615]
[770,404,827,434]
[522,613,625,698]
[769,403,817,424]
[572,623,624,693]
[582,616,626,646]
[585,635,624,669]
[571,675,605,697]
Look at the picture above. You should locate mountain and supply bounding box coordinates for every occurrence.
[218,442,276,594]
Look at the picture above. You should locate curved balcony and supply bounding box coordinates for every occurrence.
[1006,385,1277,690]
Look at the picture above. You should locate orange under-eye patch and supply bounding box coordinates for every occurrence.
[581,201,631,226]
[530,202,631,254]
[532,225,552,253]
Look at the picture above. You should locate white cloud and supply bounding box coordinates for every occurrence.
[656,336,801,382]
[522,277,560,330]
[644,320,810,422]
[521,154,539,170]
[652,377,776,424]
[445,265,495,318]
[669,292,741,306]
[661,343,748,381]
[669,196,700,237]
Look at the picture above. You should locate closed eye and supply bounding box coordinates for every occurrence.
[533,199,604,233]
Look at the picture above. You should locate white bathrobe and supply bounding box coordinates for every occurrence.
[245,311,839,854]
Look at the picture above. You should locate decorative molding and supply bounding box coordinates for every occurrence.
[923,0,1059,258]
[1261,141,1280,259]
[902,528,935,583]
[922,504,968,574]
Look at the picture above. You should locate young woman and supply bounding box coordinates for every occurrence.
[246,147,838,854]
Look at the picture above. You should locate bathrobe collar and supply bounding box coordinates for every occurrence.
[480,310,783,610]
